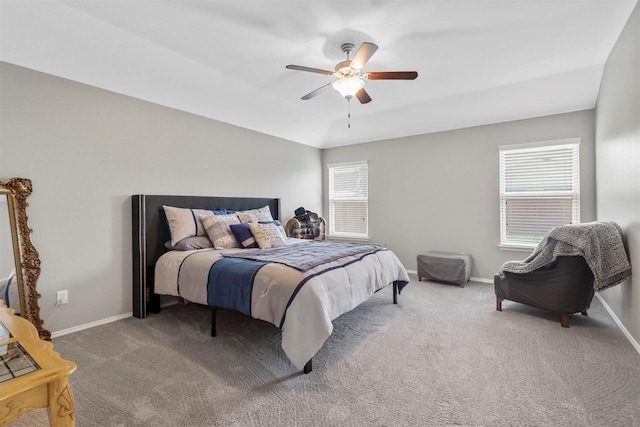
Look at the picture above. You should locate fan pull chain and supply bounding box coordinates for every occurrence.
[347,98,351,128]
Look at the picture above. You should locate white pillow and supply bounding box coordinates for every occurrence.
[248,222,287,249]
[237,205,274,223]
[163,205,213,246]
[259,220,287,240]
[201,213,241,249]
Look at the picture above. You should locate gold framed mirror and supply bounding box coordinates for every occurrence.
[0,178,50,340]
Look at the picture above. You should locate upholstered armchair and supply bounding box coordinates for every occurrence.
[494,221,631,327]
[494,256,594,327]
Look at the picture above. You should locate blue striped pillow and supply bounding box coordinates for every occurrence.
[163,205,213,246]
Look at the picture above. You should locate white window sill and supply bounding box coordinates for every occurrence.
[328,235,370,243]
[498,244,536,252]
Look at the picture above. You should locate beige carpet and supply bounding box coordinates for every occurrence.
[11,277,640,426]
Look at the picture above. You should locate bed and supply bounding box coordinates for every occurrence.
[132,195,410,373]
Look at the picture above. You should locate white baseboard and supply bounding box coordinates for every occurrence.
[406,269,493,284]
[50,298,182,339]
[595,293,640,355]
[51,312,132,339]
[470,277,494,284]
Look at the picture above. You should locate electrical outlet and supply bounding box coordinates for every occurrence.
[56,290,68,306]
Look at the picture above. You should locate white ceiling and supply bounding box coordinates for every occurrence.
[1,1,636,149]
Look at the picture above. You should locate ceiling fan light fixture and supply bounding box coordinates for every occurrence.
[332,78,365,99]
[286,40,417,104]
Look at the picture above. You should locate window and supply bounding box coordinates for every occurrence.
[328,161,368,239]
[499,138,580,249]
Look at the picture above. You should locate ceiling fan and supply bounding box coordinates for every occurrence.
[286,42,418,104]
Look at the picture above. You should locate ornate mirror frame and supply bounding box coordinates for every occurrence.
[0,178,50,340]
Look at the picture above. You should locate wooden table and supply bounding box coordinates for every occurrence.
[0,307,77,426]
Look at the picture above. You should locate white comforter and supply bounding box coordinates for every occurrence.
[154,240,409,369]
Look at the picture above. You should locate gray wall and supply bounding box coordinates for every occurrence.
[595,4,640,346]
[322,110,597,280]
[0,62,323,333]
[0,54,621,337]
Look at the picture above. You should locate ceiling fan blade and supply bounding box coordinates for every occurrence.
[355,88,372,104]
[301,82,334,100]
[350,42,378,70]
[286,65,334,76]
[365,71,418,80]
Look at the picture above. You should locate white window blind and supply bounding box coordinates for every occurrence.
[499,139,580,248]
[328,161,368,239]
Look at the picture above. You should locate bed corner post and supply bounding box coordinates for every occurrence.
[132,195,147,318]
[303,359,312,374]
[393,281,398,304]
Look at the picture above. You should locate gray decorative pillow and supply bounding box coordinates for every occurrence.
[201,213,241,249]
[163,205,213,246]
[237,205,274,223]
[249,222,288,249]
[164,236,213,251]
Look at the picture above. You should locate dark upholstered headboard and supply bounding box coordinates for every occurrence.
[132,195,281,318]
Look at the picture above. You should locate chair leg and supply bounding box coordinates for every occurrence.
[459,283,464,288]
[496,297,502,311]
[560,313,569,328]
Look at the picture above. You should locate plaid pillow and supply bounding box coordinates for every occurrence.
[201,214,241,249]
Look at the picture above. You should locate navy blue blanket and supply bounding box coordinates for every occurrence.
[207,258,268,315]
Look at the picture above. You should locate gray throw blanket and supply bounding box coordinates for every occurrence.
[221,240,381,272]
[498,221,631,291]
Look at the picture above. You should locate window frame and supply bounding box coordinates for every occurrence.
[498,138,581,250]
[327,160,369,240]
